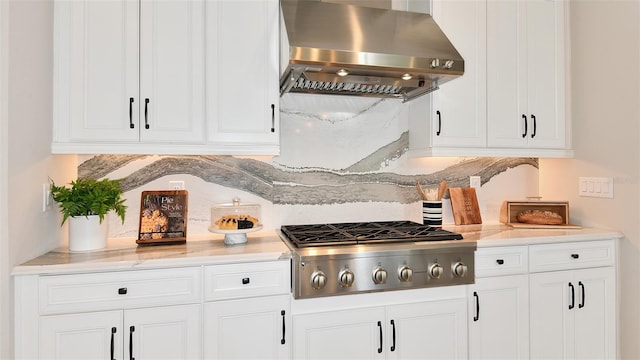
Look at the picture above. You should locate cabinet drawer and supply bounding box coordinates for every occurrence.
[529,240,615,273]
[475,246,528,277]
[204,260,290,301]
[39,267,201,315]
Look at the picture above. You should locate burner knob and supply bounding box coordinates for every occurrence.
[311,271,327,289]
[372,267,387,284]
[398,266,413,282]
[452,262,468,278]
[429,263,444,279]
[338,269,355,287]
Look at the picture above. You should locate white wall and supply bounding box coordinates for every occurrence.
[2,1,76,358]
[0,0,8,357]
[539,1,640,358]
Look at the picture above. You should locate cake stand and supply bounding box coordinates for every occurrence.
[208,225,263,245]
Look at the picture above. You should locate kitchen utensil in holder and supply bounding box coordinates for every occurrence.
[209,197,262,245]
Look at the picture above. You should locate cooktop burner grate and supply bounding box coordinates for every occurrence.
[281,221,463,248]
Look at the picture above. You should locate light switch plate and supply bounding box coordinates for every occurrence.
[578,177,613,198]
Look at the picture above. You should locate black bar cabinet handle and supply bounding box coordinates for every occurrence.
[531,114,537,138]
[579,281,585,308]
[568,282,575,310]
[390,319,396,352]
[473,291,479,321]
[571,253,579,259]
[129,98,135,129]
[271,104,276,133]
[522,114,528,138]
[110,327,116,360]
[281,310,286,344]
[377,321,383,354]
[144,98,150,129]
[436,110,442,136]
[129,325,135,360]
[496,259,504,265]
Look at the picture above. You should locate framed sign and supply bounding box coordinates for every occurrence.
[137,190,188,245]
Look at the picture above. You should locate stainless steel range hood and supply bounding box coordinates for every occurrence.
[279,0,464,102]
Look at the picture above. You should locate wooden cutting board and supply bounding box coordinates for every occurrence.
[449,187,482,225]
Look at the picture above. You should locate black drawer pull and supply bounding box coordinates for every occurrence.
[144,98,150,129]
[571,254,579,259]
[110,327,116,360]
[242,277,250,285]
[473,291,479,321]
[377,321,383,353]
[496,259,504,265]
[129,97,135,129]
[118,287,127,295]
[568,282,575,310]
[281,310,286,344]
[436,110,442,136]
[270,104,276,133]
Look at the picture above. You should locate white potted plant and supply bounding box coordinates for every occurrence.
[50,178,127,251]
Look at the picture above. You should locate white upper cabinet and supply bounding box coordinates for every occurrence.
[52,0,280,155]
[487,0,568,150]
[205,0,280,155]
[430,0,487,149]
[409,0,572,158]
[52,0,206,153]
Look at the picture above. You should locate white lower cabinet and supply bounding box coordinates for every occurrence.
[204,295,290,359]
[202,261,291,359]
[528,239,616,359]
[468,275,529,359]
[40,304,202,359]
[468,246,529,359]
[292,298,468,359]
[530,267,615,359]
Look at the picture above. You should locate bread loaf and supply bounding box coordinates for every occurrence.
[516,209,564,225]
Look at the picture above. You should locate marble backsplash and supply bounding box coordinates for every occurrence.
[77,94,539,238]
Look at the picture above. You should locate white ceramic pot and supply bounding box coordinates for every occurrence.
[68,215,108,252]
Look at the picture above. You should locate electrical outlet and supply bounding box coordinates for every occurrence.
[470,176,481,189]
[42,183,53,212]
[169,180,185,190]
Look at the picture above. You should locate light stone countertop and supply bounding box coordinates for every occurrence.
[12,231,291,276]
[12,224,623,276]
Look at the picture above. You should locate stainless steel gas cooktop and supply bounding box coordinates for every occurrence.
[279,221,475,299]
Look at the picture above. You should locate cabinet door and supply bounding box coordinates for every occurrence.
[39,310,123,360]
[386,298,468,360]
[572,267,616,360]
[204,295,290,359]
[530,267,615,359]
[139,0,205,143]
[206,0,280,153]
[468,275,529,359]
[429,0,486,148]
[487,0,566,149]
[53,0,139,143]
[292,307,386,360]
[125,304,202,360]
[530,270,573,359]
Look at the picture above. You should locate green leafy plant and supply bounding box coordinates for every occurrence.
[49,178,127,225]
